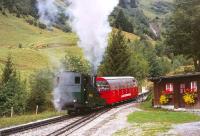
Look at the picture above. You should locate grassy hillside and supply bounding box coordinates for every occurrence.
[0,13,79,76]
[0,13,139,77]
[0,14,77,47]
[139,0,173,19]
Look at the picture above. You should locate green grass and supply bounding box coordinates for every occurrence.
[0,111,66,129]
[128,111,200,124]
[0,14,77,47]
[136,95,200,124]
[0,13,80,77]
[114,95,200,136]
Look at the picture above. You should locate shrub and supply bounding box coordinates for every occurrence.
[38,22,47,29]
[26,19,33,25]
[16,12,20,18]
[63,53,91,75]
[2,11,6,16]
[18,43,22,48]
[27,70,53,112]
[33,21,37,26]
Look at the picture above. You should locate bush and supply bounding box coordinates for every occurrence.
[16,12,20,18]
[26,19,33,25]
[54,24,72,32]
[18,43,22,48]
[62,25,72,32]
[33,21,37,26]
[38,22,47,29]
[62,53,91,74]
[2,11,6,16]
[26,70,53,112]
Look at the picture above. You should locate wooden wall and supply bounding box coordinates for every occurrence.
[153,76,200,109]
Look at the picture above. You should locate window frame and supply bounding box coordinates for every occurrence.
[191,81,197,91]
[74,76,81,84]
[165,83,173,92]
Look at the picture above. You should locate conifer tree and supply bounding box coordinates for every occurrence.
[99,30,132,76]
[0,55,27,116]
[114,9,133,33]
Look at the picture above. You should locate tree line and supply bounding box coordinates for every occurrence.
[0,55,53,116]
[165,0,200,72]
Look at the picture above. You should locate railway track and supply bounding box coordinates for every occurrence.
[46,108,111,136]
[0,115,73,136]
[0,91,150,136]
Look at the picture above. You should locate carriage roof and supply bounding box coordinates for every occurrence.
[97,76,135,81]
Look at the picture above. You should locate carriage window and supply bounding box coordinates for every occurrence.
[130,80,136,88]
[191,81,197,91]
[125,80,128,88]
[109,80,115,90]
[127,80,130,88]
[166,83,173,92]
[75,76,81,84]
[96,81,109,91]
[132,80,137,87]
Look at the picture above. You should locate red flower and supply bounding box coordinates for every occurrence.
[184,88,197,94]
[162,89,173,95]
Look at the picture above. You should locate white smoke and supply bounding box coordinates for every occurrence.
[37,0,58,26]
[36,0,118,110]
[66,0,119,73]
[36,0,118,73]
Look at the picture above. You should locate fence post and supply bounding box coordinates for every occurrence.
[36,105,38,115]
[11,107,13,118]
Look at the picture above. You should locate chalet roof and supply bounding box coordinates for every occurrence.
[149,72,200,82]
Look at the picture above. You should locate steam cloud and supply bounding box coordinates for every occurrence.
[37,0,118,73]
[66,0,119,73]
[36,0,118,110]
[37,0,58,26]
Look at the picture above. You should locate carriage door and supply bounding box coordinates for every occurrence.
[179,83,185,108]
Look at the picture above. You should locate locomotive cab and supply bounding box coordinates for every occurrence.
[55,71,105,113]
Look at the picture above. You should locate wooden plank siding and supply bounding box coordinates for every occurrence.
[150,73,200,109]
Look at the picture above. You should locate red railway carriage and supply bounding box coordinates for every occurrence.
[96,77,138,105]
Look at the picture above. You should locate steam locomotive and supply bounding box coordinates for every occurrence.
[56,71,138,114]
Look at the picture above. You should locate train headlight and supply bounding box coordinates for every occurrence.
[73,99,77,103]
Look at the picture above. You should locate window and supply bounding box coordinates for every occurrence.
[166,83,173,92]
[191,81,197,91]
[180,84,185,93]
[132,80,137,87]
[96,81,109,91]
[75,76,81,84]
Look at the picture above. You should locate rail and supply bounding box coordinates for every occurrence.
[0,91,151,136]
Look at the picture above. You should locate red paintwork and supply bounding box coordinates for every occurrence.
[96,77,139,105]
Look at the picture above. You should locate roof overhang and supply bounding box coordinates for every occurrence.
[149,72,200,82]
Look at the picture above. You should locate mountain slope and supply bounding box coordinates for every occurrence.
[139,0,174,19]
[0,13,140,76]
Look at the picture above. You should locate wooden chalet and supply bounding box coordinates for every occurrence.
[150,73,200,109]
